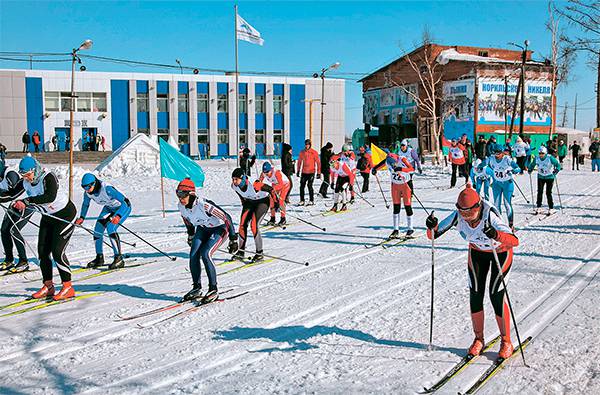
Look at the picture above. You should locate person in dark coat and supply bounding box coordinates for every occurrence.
[318,142,333,198]
[21,132,30,153]
[281,143,294,203]
[475,135,487,160]
[239,147,256,177]
[485,136,497,157]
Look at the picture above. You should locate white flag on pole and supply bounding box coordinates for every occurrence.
[236,14,264,46]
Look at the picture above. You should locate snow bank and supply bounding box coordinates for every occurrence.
[436,48,514,65]
[95,133,161,178]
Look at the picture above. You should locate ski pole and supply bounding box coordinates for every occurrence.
[410,190,431,216]
[286,212,326,232]
[352,178,375,208]
[118,223,177,261]
[78,218,137,248]
[554,175,564,214]
[528,172,536,211]
[0,204,39,262]
[223,247,309,266]
[489,235,528,367]
[374,173,389,209]
[428,211,435,351]
[512,178,530,204]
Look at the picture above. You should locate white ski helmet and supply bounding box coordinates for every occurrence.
[538,146,548,154]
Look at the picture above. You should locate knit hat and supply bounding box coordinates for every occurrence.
[457,183,480,210]
[176,178,196,193]
[231,168,245,179]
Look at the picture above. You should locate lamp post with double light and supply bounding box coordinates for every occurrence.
[68,39,93,201]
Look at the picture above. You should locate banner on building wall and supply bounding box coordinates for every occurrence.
[441,79,475,122]
[362,84,417,126]
[477,78,552,126]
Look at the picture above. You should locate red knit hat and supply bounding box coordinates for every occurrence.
[176,178,196,193]
[457,183,480,210]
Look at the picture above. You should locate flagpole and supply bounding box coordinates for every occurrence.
[234,4,240,167]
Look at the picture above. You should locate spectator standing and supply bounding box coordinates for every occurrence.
[51,135,58,151]
[280,143,294,203]
[557,140,567,164]
[32,131,41,152]
[590,138,600,172]
[21,132,30,153]
[319,142,333,198]
[357,145,373,193]
[239,147,256,177]
[101,134,106,151]
[475,135,487,160]
[569,140,581,171]
[296,139,320,205]
[485,135,497,157]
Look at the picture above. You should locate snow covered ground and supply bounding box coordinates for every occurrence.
[0,158,598,394]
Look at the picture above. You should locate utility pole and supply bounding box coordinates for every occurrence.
[573,94,578,130]
[561,103,568,128]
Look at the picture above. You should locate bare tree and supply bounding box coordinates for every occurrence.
[386,43,448,164]
[554,0,600,128]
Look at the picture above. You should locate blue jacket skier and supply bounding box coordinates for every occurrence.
[527,146,561,215]
[487,144,521,227]
[75,173,131,270]
[470,158,492,201]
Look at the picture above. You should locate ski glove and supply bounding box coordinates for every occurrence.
[187,234,194,247]
[110,215,121,225]
[371,168,377,175]
[425,213,438,230]
[12,200,26,211]
[483,221,498,240]
[228,240,239,254]
[75,217,84,225]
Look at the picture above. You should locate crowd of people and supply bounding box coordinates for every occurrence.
[19,131,106,153]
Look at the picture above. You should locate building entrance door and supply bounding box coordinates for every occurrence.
[82,128,98,151]
[54,128,69,151]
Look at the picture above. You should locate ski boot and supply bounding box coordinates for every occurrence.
[87,254,105,268]
[32,280,55,299]
[547,208,556,215]
[108,254,125,270]
[533,207,540,215]
[278,217,287,226]
[266,217,276,226]
[498,338,514,359]
[201,287,219,304]
[330,203,339,212]
[250,251,264,263]
[405,229,415,238]
[389,230,399,239]
[182,284,203,301]
[9,259,29,273]
[232,250,245,261]
[297,201,305,206]
[0,260,14,271]
[53,281,75,301]
[340,203,348,211]
[468,337,485,356]
[307,201,315,206]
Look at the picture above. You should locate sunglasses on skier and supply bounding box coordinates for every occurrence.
[82,182,95,191]
[455,201,481,213]
[176,190,191,199]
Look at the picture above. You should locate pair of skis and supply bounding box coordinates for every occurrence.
[422,335,532,394]
[364,232,423,249]
[115,288,248,328]
[0,292,103,318]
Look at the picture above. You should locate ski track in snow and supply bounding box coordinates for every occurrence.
[0,160,599,394]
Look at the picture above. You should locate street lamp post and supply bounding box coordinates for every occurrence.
[69,39,92,201]
[318,62,340,147]
[176,59,183,75]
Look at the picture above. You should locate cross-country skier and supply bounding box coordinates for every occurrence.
[487,144,521,228]
[527,146,561,215]
[259,162,290,226]
[10,156,77,300]
[372,153,415,238]
[470,158,492,201]
[340,144,357,204]
[443,137,468,188]
[75,173,131,270]
[425,184,519,359]
[512,136,529,172]
[231,167,275,262]
[396,139,422,191]
[328,155,355,212]
[176,178,237,303]
[0,161,32,272]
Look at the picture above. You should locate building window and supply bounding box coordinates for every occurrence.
[478,51,489,57]
[44,92,59,111]
[137,93,149,112]
[255,94,265,113]
[93,93,107,112]
[60,92,72,111]
[178,93,188,112]
[157,93,169,112]
[197,93,209,113]
[238,94,247,113]
[198,128,209,144]
[178,128,189,145]
[239,129,247,145]
[158,128,169,142]
[76,92,92,112]
[218,129,229,144]
[217,94,228,112]
[255,129,265,143]
[138,128,150,136]
[273,129,283,143]
[273,95,283,114]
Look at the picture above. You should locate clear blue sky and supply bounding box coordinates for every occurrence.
[0,1,596,134]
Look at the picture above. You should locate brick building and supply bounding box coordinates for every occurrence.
[359,43,555,153]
